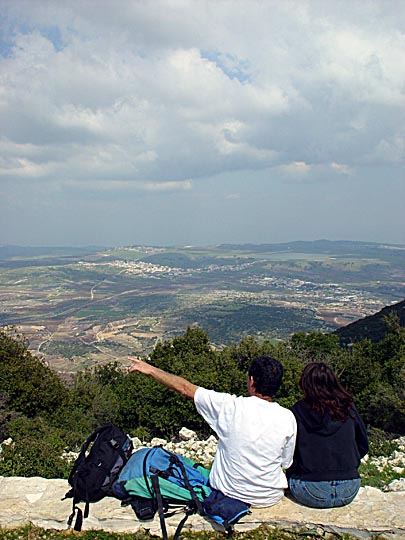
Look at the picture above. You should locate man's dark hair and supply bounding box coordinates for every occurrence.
[248,356,284,397]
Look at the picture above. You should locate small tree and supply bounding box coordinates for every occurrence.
[0,328,68,418]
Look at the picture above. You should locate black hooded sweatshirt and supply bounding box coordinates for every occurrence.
[286,400,369,481]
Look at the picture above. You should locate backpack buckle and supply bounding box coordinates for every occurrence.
[110,438,119,449]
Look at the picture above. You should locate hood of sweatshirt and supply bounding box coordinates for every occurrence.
[291,399,347,437]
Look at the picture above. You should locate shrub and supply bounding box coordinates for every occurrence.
[0,416,71,478]
[0,328,68,417]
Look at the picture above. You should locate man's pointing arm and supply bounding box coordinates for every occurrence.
[128,356,198,399]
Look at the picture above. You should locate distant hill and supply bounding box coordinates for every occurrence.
[0,245,107,269]
[335,299,405,344]
[0,245,105,259]
[218,239,405,254]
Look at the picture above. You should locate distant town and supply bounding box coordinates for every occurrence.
[1,240,404,374]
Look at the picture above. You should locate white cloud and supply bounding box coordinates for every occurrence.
[319,28,405,106]
[1,1,403,186]
[64,178,192,192]
[367,134,405,165]
[0,0,404,245]
[277,160,356,183]
[143,180,192,191]
[281,161,312,175]
[330,162,353,176]
[0,156,53,178]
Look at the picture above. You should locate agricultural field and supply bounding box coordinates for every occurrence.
[0,240,404,374]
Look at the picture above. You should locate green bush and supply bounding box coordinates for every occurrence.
[115,327,246,438]
[0,329,68,417]
[0,416,71,478]
[367,427,400,457]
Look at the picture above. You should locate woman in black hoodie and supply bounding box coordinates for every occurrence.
[286,362,368,508]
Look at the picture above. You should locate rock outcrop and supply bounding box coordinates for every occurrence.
[1,430,405,539]
[0,476,404,539]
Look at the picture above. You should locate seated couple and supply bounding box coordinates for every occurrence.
[129,355,368,510]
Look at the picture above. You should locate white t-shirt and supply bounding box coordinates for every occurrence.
[194,387,297,507]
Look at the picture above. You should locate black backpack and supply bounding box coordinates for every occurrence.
[64,424,133,531]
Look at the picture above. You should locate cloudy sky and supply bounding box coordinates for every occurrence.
[0,0,404,247]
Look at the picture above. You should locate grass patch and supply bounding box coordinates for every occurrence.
[359,461,403,489]
[359,432,404,488]
[0,526,362,540]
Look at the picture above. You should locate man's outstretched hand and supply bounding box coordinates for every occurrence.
[127,356,198,399]
[128,356,153,375]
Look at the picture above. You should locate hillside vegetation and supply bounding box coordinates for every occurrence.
[0,316,404,478]
[335,299,405,344]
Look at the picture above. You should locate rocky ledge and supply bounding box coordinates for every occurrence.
[0,477,404,540]
[0,429,404,539]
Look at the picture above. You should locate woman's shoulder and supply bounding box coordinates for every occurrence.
[349,402,363,421]
[291,399,306,411]
[290,399,311,418]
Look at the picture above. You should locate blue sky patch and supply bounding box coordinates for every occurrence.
[201,49,252,83]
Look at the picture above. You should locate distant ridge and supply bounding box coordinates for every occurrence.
[217,239,405,254]
[0,245,104,260]
[335,299,405,344]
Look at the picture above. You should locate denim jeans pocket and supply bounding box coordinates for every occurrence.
[289,479,331,508]
[338,478,361,506]
[302,481,333,507]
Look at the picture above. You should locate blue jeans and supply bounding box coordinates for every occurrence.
[288,478,361,509]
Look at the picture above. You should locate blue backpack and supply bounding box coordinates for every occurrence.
[112,446,250,539]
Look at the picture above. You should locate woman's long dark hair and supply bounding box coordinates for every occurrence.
[299,362,353,421]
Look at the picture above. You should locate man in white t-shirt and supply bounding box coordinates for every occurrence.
[129,355,297,507]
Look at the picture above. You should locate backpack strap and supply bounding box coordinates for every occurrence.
[66,425,130,532]
[167,451,205,516]
[150,473,195,540]
[78,424,108,455]
[142,448,155,498]
[151,473,169,540]
[67,505,82,531]
[172,505,196,540]
[68,425,107,484]
[66,495,88,532]
[144,447,206,540]
[66,427,107,531]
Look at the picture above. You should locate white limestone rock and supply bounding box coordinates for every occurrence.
[383,478,405,492]
[130,437,143,449]
[0,477,405,538]
[1,438,13,446]
[179,427,197,441]
[3,431,404,537]
[149,437,167,447]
